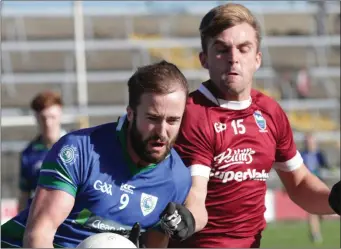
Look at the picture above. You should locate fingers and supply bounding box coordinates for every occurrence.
[161,202,177,218]
[159,202,196,241]
[128,222,141,248]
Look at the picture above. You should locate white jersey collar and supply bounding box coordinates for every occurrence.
[198,84,252,110]
[116,114,127,131]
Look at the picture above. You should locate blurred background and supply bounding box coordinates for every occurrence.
[1,1,340,247]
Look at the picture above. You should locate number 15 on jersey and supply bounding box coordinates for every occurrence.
[231,119,246,135]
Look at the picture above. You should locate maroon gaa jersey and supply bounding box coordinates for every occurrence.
[173,83,303,247]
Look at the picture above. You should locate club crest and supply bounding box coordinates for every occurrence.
[59,145,78,166]
[253,110,267,132]
[140,193,158,216]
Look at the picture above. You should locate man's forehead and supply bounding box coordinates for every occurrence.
[39,105,62,116]
[138,92,185,115]
[210,23,257,44]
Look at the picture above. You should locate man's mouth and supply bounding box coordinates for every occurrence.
[150,141,166,148]
[227,72,239,76]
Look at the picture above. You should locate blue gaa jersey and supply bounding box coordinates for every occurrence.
[20,136,50,196]
[20,131,67,200]
[1,116,191,248]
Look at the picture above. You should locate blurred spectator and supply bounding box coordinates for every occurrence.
[296,67,311,99]
[301,132,330,244]
[278,71,297,99]
[18,91,66,211]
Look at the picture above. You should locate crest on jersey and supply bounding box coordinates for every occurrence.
[140,193,158,216]
[59,145,78,166]
[253,110,267,132]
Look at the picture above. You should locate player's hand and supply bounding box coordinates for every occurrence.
[128,222,141,248]
[329,180,340,215]
[159,202,196,241]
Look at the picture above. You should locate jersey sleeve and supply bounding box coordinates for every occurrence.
[37,133,89,197]
[272,105,303,172]
[19,154,31,192]
[174,107,214,179]
[172,154,192,205]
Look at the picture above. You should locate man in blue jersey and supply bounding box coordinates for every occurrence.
[18,91,66,211]
[1,60,192,248]
[301,133,330,244]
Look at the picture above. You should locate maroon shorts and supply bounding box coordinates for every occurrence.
[168,233,262,248]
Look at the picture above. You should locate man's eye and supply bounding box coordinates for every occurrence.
[148,117,158,121]
[168,119,179,125]
[216,47,228,53]
[240,47,250,53]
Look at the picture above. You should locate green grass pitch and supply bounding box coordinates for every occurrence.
[261,220,340,248]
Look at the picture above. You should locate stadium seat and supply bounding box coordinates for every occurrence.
[288,111,339,132]
[130,34,202,69]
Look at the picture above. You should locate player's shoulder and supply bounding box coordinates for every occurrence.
[169,149,191,175]
[182,86,215,126]
[20,135,42,156]
[60,122,117,145]
[251,89,282,115]
[187,87,216,109]
[168,149,192,196]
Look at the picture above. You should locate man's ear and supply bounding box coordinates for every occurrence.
[255,51,262,71]
[199,51,208,69]
[126,106,134,122]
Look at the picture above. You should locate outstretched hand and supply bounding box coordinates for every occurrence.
[128,222,142,248]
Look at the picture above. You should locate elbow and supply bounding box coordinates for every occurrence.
[193,207,208,232]
[23,225,55,247]
[23,230,35,247]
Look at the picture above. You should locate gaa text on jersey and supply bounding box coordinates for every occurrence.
[93,180,113,196]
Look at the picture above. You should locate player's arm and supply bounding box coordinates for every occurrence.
[23,134,85,247]
[273,105,334,215]
[276,164,333,214]
[23,187,74,247]
[18,155,31,212]
[158,175,208,242]
[173,107,213,232]
[160,107,213,240]
[184,175,209,232]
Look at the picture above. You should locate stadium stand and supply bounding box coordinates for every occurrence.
[1,1,340,225]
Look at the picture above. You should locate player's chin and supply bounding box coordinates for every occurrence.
[146,146,170,163]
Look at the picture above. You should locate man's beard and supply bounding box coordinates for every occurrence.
[129,117,175,164]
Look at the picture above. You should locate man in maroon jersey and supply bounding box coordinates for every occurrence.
[162,3,339,248]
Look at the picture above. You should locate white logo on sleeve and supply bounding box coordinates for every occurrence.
[59,145,78,165]
[140,193,158,216]
[94,180,113,196]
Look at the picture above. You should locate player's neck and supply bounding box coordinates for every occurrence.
[41,129,61,149]
[126,132,150,167]
[205,80,251,101]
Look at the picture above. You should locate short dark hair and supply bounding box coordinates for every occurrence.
[30,91,63,113]
[199,3,262,53]
[128,60,189,110]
